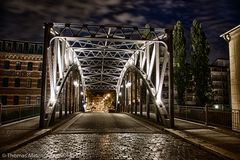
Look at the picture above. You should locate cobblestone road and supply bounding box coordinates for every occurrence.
[11,113,224,160]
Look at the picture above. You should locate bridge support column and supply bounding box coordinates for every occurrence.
[65,81,68,115]
[167,29,174,128]
[40,23,51,128]
[130,72,134,114]
[135,72,138,115]
[140,79,143,116]
[59,94,63,119]
[69,75,72,114]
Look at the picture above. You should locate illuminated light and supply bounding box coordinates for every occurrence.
[50,98,57,104]
[73,81,79,87]
[121,85,123,88]
[56,86,60,92]
[83,104,87,109]
[126,82,131,88]
[155,99,161,105]
[119,92,122,96]
[107,94,110,97]
[118,101,120,104]
[214,104,219,109]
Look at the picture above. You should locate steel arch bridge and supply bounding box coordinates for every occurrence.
[40,23,174,128]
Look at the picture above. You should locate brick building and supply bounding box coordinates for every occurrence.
[0,40,43,105]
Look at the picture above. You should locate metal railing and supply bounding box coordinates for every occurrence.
[174,105,240,129]
[0,104,40,124]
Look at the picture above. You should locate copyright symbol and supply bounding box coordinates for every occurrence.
[2,153,7,158]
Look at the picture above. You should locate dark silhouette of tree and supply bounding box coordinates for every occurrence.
[173,21,188,105]
[190,19,212,106]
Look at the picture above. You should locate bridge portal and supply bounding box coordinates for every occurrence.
[40,23,174,128]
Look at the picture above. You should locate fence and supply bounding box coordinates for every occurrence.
[0,104,40,124]
[174,105,240,129]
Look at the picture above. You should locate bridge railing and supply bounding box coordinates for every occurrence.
[0,104,40,124]
[174,105,240,129]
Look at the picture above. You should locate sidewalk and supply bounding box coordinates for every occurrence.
[0,113,79,154]
[166,118,240,160]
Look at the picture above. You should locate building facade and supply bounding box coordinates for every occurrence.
[184,58,230,106]
[221,25,240,131]
[210,58,230,105]
[0,40,43,105]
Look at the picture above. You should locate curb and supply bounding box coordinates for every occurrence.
[126,113,239,160]
[164,128,238,160]
[0,113,80,154]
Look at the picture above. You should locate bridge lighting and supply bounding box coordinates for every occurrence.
[126,81,131,88]
[73,81,79,87]
[107,93,110,97]
[121,85,123,88]
[56,86,60,92]
[80,91,84,95]
[119,92,122,96]
[50,98,57,104]
[118,101,120,104]
[155,99,161,105]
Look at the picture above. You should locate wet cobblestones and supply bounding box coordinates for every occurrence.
[12,133,223,160]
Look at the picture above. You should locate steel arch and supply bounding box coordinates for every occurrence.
[41,23,173,127]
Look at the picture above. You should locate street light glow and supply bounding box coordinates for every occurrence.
[73,81,79,87]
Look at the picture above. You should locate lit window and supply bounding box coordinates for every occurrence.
[36,96,41,105]
[25,96,31,104]
[26,79,32,88]
[16,61,21,70]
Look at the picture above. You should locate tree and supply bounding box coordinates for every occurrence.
[173,21,187,105]
[190,19,212,106]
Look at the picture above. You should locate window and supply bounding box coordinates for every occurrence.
[2,78,8,87]
[38,63,42,71]
[17,43,23,53]
[27,62,33,70]
[13,96,19,105]
[3,61,10,69]
[25,96,30,104]
[26,79,32,88]
[36,96,41,105]
[37,79,42,88]
[37,45,43,54]
[29,44,35,53]
[1,96,7,105]
[16,61,21,70]
[15,78,20,87]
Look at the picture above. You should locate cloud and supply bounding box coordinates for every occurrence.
[1,0,240,62]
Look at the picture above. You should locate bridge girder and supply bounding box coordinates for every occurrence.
[41,23,173,128]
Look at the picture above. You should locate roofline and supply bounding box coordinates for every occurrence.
[220,25,240,38]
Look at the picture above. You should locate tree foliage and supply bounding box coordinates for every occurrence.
[173,21,187,105]
[190,19,212,106]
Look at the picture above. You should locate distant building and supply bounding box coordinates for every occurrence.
[0,40,43,105]
[210,58,230,104]
[185,58,230,106]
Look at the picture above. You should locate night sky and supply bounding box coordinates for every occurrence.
[0,0,239,63]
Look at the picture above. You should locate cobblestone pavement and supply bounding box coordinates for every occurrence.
[9,113,224,160]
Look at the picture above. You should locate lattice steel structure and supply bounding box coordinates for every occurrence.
[40,23,174,128]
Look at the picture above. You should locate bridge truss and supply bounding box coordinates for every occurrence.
[40,23,174,128]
